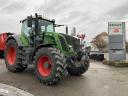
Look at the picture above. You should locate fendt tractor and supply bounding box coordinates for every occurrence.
[0,13,89,85]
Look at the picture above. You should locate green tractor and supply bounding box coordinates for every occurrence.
[3,13,89,85]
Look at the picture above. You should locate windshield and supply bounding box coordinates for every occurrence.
[39,19,54,32]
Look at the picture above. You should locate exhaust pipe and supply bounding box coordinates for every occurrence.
[66,26,68,35]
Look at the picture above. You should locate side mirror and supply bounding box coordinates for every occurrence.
[27,16,32,27]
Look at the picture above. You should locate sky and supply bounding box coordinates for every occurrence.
[0,0,128,41]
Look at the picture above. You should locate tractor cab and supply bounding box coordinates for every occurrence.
[20,13,55,46]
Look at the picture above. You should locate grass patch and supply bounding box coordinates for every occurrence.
[103,59,128,67]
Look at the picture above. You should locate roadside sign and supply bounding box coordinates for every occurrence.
[108,22,125,35]
[108,22,126,61]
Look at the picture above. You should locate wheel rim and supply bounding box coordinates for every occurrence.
[7,46,16,65]
[38,56,52,77]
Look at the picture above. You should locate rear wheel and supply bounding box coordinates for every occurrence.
[34,47,65,85]
[5,39,27,72]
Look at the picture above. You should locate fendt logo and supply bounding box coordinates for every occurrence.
[113,28,120,33]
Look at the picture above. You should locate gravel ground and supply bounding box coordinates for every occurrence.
[0,60,128,96]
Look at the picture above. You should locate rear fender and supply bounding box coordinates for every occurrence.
[6,34,23,46]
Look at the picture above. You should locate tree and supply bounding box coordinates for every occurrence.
[92,38,107,52]
[91,32,108,52]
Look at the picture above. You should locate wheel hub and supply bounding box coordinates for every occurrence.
[38,56,52,77]
[44,62,51,69]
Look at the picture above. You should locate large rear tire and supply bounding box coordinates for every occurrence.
[34,47,65,85]
[5,39,27,72]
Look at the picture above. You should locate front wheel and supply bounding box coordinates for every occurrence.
[67,55,89,76]
[34,47,66,85]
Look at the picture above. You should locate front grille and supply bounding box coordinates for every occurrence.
[60,33,80,52]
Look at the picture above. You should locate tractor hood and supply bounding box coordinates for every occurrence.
[60,33,81,52]
[43,32,76,56]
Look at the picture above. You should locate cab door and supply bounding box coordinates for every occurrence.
[20,21,31,46]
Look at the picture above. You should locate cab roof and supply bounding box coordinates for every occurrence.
[21,14,55,23]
